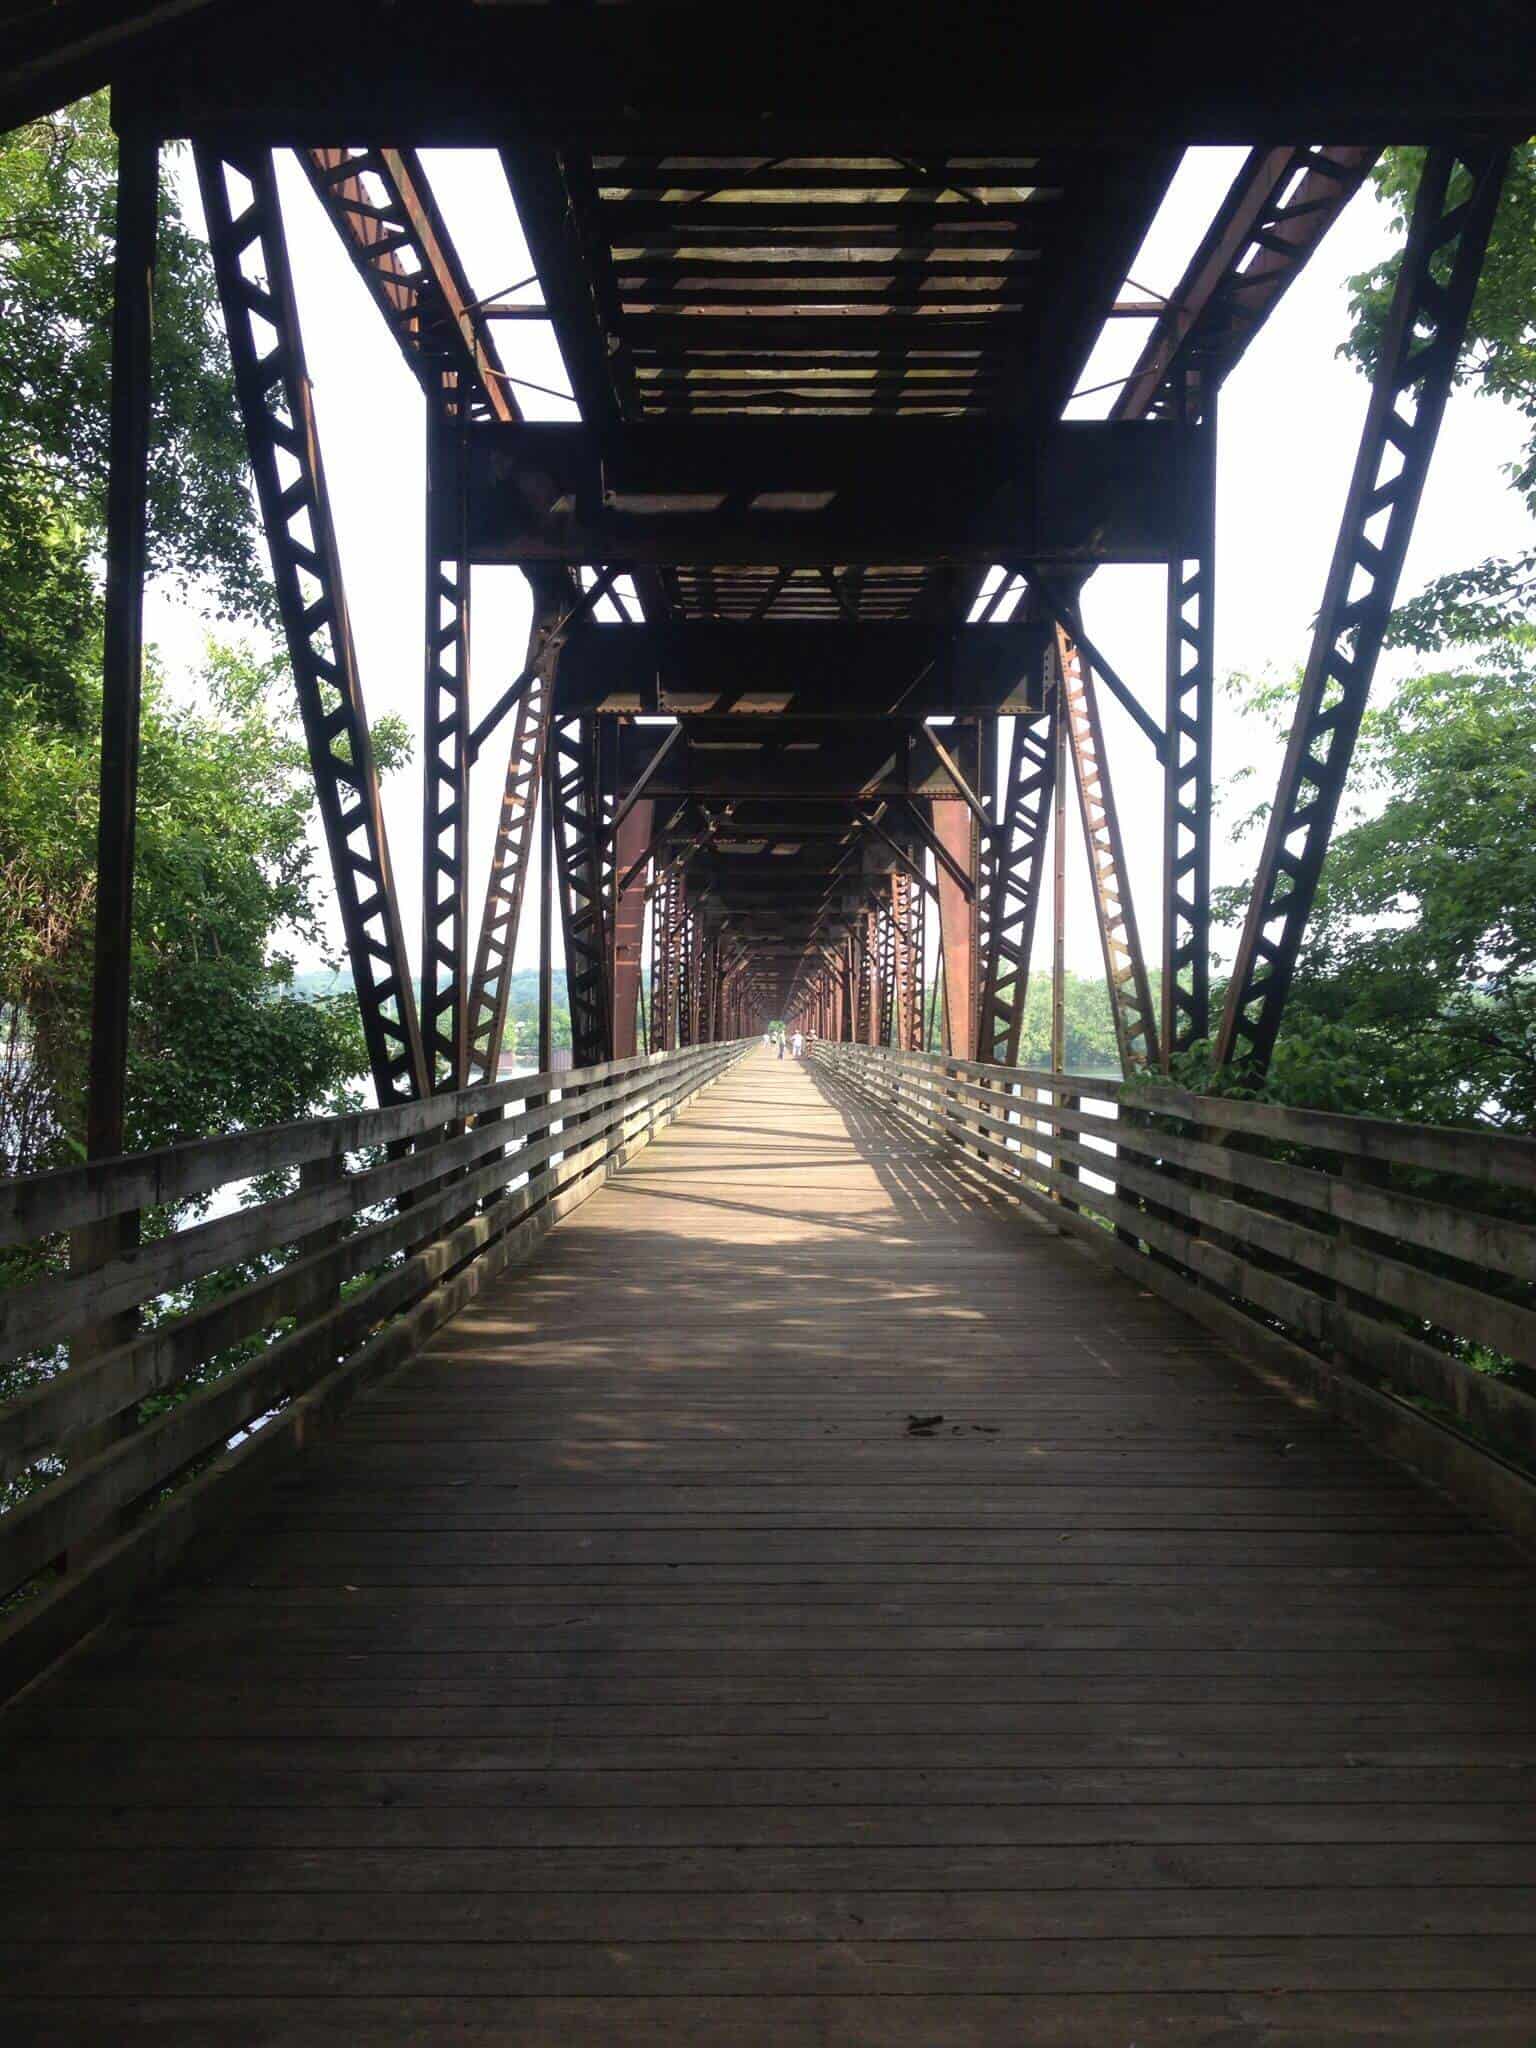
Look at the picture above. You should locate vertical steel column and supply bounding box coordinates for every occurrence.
[977,692,1055,1065]
[537,756,554,1075]
[1051,679,1069,1076]
[876,897,896,1047]
[611,798,654,1058]
[84,134,156,1169]
[650,865,676,1052]
[549,712,612,1066]
[69,135,158,1452]
[1216,147,1508,1076]
[1162,405,1216,1062]
[422,411,471,1091]
[890,869,925,1052]
[931,805,979,1060]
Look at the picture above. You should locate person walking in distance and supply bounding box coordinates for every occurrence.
[791,1028,805,1058]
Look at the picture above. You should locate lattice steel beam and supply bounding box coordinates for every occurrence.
[421,424,471,1090]
[1163,506,1214,1058]
[195,144,426,1106]
[1060,627,1159,1074]
[301,147,517,425]
[978,695,1056,1068]
[1112,146,1377,425]
[1216,146,1508,1078]
[465,590,563,1084]
[890,870,926,1053]
[549,713,612,1066]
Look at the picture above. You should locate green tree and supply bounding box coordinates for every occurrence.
[1186,651,1536,1130]
[0,643,407,1173]
[0,99,267,641]
[0,97,391,1172]
[1342,145,1536,630]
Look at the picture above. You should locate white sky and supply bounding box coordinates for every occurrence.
[146,146,1535,985]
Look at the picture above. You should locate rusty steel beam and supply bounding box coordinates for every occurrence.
[930,728,983,1061]
[301,147,518,426]
[648,865,678,1053]
[611,799,654,1060]
[977,698,1056,1068]
[890,869,926,1053]
[1112,146,1378,425]
[1059,627,1160,1074]
[421,422,471,1090]
[195,144,427,1107]
[1216,146,1508,1078]
[549,713,612,1067]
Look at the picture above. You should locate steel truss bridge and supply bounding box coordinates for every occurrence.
[4,4,1536,2039]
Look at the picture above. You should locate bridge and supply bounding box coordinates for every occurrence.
[4,3,1536,2041]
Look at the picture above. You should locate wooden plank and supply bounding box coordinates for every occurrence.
[6,1046,1536,2041]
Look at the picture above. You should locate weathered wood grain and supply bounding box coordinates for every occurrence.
[4,1047,1536,2044]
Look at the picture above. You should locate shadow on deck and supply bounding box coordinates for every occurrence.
[5,1047,1536,2045]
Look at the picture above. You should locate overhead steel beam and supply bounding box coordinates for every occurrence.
[1111,146,1378,424]
[553,618,1047,720]
[300,147,518,424]
[195,143,427,1106]
[448,417,1213,568]
[1215,146,1509,1077]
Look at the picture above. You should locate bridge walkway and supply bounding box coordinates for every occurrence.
[5,1045,1536,2043]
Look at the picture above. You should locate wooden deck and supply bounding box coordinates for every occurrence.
[6,1044,1536,2043]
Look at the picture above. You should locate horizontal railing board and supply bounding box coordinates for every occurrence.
[848,1047,1536,1290]
[0,1056,705,1364]
[0,1055,731,1600]
[813,1041,1536,1539]
[0,1058,731,1703]
[0,1045,744,1656]
[0,1050,725,1485]
[0,1050,679,1247]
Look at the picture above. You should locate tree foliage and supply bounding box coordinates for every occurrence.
[0,99,390,1174]
[0,99,267,630]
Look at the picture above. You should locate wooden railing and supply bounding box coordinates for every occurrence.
[813,1040,1536,1541]
[0,1040,748,1698]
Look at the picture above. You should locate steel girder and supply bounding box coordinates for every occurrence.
[648,866,678,1052]
[876,897,896,1049]
[1059,628,1159,1074]
[422,422,472,1089]
[195,145,427,1107]
[611,799,654,1060]
[890,871,926,1053]
[300,143,537,1093]
[1162,516,1215,1058]
[1109,150,1374,1063]
[549,714,612,1067]
[1215,146,1509,1078]
[1112,147,1377,425]
[465,594,563,1085]
[300,148,517,427]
